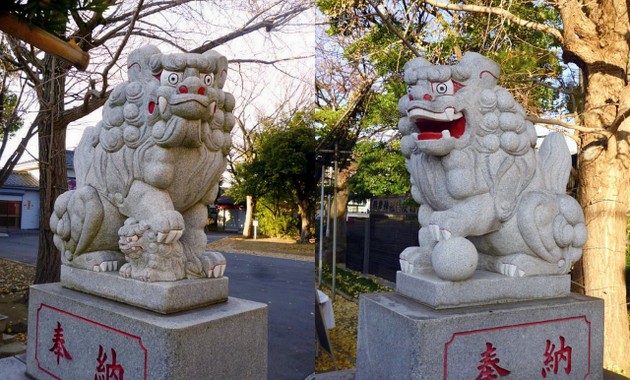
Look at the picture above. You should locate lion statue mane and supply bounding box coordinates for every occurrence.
[398,52,587,281]
[50,45,234,282]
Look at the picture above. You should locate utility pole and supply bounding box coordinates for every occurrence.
[318,165,325,288]
[318,142,351,302]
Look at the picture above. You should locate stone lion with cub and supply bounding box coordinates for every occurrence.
[50,45,233,282]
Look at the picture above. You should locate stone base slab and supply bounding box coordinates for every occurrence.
[396,270,570,309]
[356,292,603,380]
[26,283,267,380]
[61,265,228,314]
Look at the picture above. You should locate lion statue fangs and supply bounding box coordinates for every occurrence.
[398,52,587,281]
[49,45,234,282]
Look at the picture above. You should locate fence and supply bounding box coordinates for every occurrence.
[346,196,419,282]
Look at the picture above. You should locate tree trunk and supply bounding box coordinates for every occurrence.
[35,55,69,284]
[323,164,352,264]
[573,61,630,372]
[577,152,630,372]
[297,198,312,244]
[242,195,256,238]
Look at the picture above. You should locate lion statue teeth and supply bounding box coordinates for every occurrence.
[398,52,587,281]
[49,45,234,282]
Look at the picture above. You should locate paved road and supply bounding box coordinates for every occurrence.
[0,230,314,379]
[224,252,314,380]
[0,230,39,266]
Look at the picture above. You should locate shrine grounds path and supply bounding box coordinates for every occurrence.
[0,230,315,380]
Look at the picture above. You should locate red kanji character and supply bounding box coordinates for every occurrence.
[542,336,572,378]
[48,321,72,365]
[106,348,124,380]
[94,345,124,380]
[476,342,511,380]
[95,345,108,380]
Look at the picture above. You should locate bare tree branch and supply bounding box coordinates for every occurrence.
[0,114,40,187]
[419,0,564,43]
[231,55,313,65]
[366,0,422,57]
[527,115,611,136]
[190,5,308,54]
[100,0,144,95]
[609,107,630,134]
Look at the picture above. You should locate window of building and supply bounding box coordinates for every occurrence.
[0,201,21,229]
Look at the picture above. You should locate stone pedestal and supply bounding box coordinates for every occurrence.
[396,270,571,309]
[356,272,604,380]
[60,265,228,314]
[26,283,267,380]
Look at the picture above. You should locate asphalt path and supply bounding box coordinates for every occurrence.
[0,230,315,379]
[0,230,39,265]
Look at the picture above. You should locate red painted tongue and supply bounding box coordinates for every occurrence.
[416,116,466,141]
[418,132,443,140]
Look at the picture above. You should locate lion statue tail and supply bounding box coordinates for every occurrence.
[537,131,571,193]
[50,186,104,264]
[513,132,587,273]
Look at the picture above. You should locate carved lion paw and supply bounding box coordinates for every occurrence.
[200,251,226,279]
[428,211,461,241]
[147,210,185,244]
[399,246,431,274]
[428,224,452,242]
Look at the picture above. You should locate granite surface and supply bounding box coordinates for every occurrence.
[356,292,603,380]
[61,265,228,314]
[26,283,267,380]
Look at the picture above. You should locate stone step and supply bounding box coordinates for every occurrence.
[0,342,27,358]
[0,314,7,333]
[2,333,18,344]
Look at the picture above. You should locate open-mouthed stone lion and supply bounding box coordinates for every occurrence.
[398,52,587,281]
[50,45,234,282]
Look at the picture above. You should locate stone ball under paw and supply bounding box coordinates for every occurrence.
[431,237,478,281]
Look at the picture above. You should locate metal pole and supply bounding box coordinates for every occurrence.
[318,165,325,288]
[325,195,331,238]
[332,143,338,301]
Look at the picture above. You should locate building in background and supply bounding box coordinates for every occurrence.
[1,151,76,230]
[0,172,40,230]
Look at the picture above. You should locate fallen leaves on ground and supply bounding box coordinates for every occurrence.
[315,288,359,373]
[207,235,314,261]
[0,259,34,340]
[0,259,34,294]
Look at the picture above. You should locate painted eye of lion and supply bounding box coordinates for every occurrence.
[202,74,214,86]
[167,73,180,85]
[431,80,463,96]
[434,81,452,94]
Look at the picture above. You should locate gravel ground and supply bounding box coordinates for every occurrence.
[0,258,33,344]
[0,259,34,295]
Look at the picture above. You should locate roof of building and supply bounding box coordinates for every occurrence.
[13,150,75,171]
[4,172,39,189]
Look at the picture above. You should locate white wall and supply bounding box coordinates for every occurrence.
[20,191,40,229]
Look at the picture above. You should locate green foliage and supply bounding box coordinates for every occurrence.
[5,0,111,37]
[361,81,406,132]
[348,139,410,202]
[0,42,24,141]
[0,91,24,140]
[256,198,299,238]
[318,0,569,122]
[320,264,392,300]
[425,0,563,114]
[229,110,321,238]
[626,217,630,290]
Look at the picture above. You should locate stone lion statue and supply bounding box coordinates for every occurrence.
[398,52,587,281]
[50,45,234,282]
